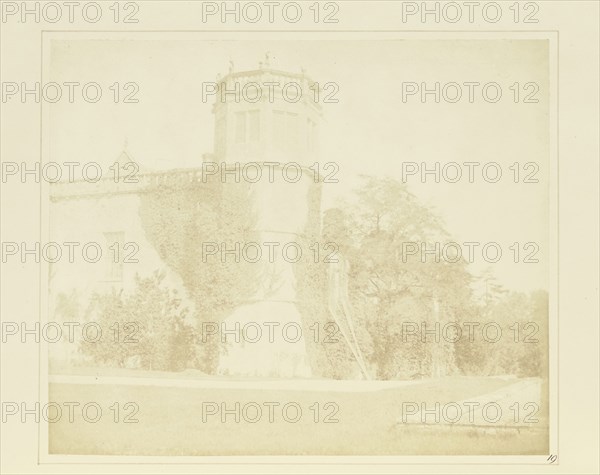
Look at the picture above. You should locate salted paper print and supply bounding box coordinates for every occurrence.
[5,0,600,471]
[24,35,551,457]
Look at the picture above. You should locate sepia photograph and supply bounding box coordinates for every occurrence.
[0,1,598,473]
[41,36,550,455]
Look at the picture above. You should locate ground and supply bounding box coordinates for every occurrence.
[47,373,549,455]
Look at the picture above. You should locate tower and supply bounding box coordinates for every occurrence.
[211,59,323,378]
[212,59,321,165]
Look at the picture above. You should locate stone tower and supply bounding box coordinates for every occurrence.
[211,59,323,378]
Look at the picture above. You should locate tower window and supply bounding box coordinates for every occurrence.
[235,110,260,143]
[273,111,298,149]
[235,112,246,143]
[249,110,260,141]
[215,116,226,151]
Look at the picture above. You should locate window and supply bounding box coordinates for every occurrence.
[235,110,260,144]
[104,232,124,282]
[248,110,260,141]
[273,110,285,147]
[273,111,299,149]
[215,116,226,151]
[235,112,246,143]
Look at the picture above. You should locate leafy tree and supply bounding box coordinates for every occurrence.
[323,176,474,379]
[81,271,195,371]
[455,288,548,377]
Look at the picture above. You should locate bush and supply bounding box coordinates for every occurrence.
[80,271,195,371]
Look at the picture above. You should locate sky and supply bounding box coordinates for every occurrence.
[47,37,550,293]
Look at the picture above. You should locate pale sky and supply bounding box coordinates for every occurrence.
[47,38,550,293]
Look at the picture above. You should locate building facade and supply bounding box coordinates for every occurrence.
[49,62,324,378]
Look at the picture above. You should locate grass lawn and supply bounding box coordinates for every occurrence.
[48,376,548,455]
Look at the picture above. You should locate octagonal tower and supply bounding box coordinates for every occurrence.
[210,59,323,378]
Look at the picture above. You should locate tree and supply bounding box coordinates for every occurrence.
[455,289,548,377]
[323,176,474,379]
[81,271,195,371]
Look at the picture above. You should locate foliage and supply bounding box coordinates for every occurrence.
[455,288,548,377]
[323,176,475,379]
[80,271,195,371]
[139,178,261,373]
